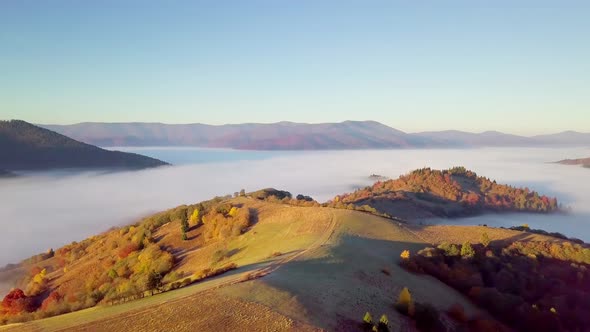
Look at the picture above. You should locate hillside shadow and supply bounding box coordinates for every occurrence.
[487,231,541,247]
[248,208,259,227]
[226,247,243,258]
[238,229,586,331]
[239,234,470,331]
[186,232,200,241]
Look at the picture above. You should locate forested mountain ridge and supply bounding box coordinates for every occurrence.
[0,120,168,171]
[329,167,559,219]
[42,121,590,149]
[43,120,433,149]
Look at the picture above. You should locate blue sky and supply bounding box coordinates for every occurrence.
[1,1,589,134]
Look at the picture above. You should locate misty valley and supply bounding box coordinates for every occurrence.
[1,145,590,331]
[1,146,589,266]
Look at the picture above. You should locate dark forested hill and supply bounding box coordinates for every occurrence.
[329,167,559,220]
[0,120,168,171]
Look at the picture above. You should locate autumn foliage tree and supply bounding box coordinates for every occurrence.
[396,287,414,315]
[26,268,48,296]
[40,291,62,311]
[144,271,163,296]
[400,250,410,260]
[460,241,475,258]
[0,289,33,315]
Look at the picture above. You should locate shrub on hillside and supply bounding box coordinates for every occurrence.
[395,287,414,316]
[401,239,590,331]
[1,289,34,315]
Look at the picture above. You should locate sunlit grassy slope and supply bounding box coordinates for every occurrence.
[0,199,334,331]
[1,199,561,332]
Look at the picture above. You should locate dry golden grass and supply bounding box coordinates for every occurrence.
[410,224,563,246]
[221,209,489,331]
[62,289,322,332]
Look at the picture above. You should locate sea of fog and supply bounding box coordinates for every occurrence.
[1,147,589,266]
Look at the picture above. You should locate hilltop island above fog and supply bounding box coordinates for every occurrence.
[556,157,590,168]
[330,167,559,220]
[0,120,168,172]
[42,121,590,150]
[0,167,571,331]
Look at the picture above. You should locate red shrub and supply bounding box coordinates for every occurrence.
[118,243,139,259]
[41,291,61,311]
[1,289,34,314]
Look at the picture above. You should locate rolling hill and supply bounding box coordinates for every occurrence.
[0,192,530,331]
[0,170,568,331]
[0,120,168,171]
[42,121,590,149]
[330,167,559,220]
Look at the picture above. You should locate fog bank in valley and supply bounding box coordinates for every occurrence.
[1,147,589,266]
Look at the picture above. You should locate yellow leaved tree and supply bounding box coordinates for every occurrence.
[32,268,47,284]
[400,250,410,259]
[396,287,415,316]
[228,207,239,218]
[189,209,201,226]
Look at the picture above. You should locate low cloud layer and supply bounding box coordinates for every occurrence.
[1,147,589,266]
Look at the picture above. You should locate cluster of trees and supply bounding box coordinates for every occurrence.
[325,199,391,217]
[361,311,389,332]
[0,289,34,318]
[401,238,590,331]
[505,240,590,264]
[328,167,559,218]
[1,193,263,325]
[249,188,321,207]
[0,205,186,323]
[201,204,252,240]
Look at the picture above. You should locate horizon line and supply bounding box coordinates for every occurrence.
[33,119,588,137]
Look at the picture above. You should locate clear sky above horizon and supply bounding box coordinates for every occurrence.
[1,1,589,135]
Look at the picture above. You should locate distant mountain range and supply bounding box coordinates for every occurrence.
[41,121,590,150]
[0,120,168,172]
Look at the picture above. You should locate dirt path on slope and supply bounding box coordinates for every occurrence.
[2,209,340,332]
